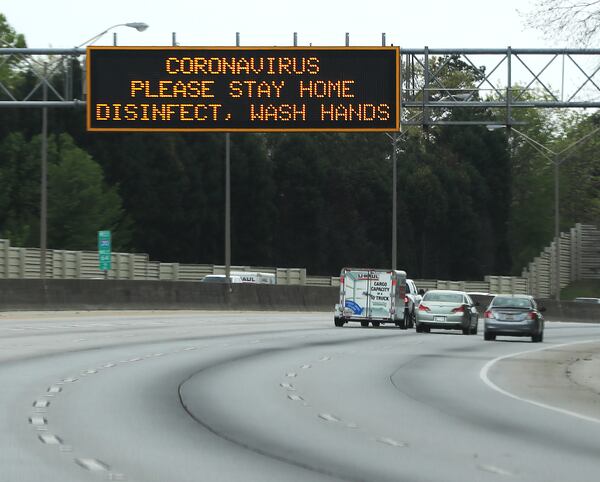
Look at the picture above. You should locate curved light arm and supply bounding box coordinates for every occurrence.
[77,22,149,47]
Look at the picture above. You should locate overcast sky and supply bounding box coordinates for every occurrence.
[2,0,546,49]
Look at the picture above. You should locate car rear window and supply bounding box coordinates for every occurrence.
[423,292,463,303]
[492,297,532,308]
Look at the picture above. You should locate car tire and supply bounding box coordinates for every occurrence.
[399,313,408,330]
[532,332,543,343]
[415,323,423,333]
[470,322,478,335]
[334,317,344,327]
[484,332,495,341]
[360,321,369,327]
[372,321,381,328]
[423,326,430,333]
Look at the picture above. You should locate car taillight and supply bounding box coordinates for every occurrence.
[452,305,465,313]
[484,310,494,318]
[528,311,537,320]
[418,304,430,312]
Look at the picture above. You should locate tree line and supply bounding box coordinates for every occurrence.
[1,14,598,279]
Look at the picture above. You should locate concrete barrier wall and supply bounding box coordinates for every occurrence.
[0,280,597,323]
[535,299,600,323]
[0,279,339,312]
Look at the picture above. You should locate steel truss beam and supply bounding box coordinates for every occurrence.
[1,47,600,126]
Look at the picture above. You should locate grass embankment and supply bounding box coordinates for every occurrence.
[561,280,600,300]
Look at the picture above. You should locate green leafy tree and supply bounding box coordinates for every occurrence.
[47,134,131,250]
[0,132,39,245]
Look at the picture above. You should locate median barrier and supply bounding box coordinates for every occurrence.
[0,279,339,312]
[535,299,600,323]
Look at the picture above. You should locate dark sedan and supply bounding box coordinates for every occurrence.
[483,294,545,342]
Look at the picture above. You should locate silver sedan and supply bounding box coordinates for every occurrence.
[415,290,479,335]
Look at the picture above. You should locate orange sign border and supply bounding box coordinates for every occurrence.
[86,46,401,133]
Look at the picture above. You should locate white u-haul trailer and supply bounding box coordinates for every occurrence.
[334,268,411,329]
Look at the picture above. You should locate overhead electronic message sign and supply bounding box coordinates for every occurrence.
[86,46,400,132]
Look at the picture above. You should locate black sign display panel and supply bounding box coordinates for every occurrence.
[86,47,400,132]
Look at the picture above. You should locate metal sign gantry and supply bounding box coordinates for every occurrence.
[2,46,600,125]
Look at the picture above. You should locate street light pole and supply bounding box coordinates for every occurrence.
[392,133,397,271]
[40,62,48,279]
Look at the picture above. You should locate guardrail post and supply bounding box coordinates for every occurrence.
[2,239,9,279]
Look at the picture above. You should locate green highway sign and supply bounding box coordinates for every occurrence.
[98,230,112,271]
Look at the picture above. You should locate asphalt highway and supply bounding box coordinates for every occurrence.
[0,311,599,482]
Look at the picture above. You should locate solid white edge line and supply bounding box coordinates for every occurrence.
[480,339,600,425]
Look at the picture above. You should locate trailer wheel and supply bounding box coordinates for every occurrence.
[334,317,344,327]
[372,321,381,328]
[360,321,369,327]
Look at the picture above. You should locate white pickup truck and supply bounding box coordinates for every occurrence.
[334,268,421,329]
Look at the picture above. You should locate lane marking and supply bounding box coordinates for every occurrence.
[286,372,297,378]
[29,416,47,426]
[318,413,340,422]
[47,386,62,394]
[300,364,311,369]
[319,356,331,361]
[33,400,50,408]
[288,394,304,401]
[376,437,408,447]
[62,377,78,383]
[280,383,296,391]
[480,339,600,425]
[39,434,62,445]
[477,464,514,476]
[75,458,109,472]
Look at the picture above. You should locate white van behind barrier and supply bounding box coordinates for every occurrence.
[201,272,276,284]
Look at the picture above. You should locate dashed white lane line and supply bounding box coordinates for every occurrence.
[75,458,109,472]
[280,383,296,391]
[62,377,79,383]
[477,464,514,476]
[300,364,311,369]
[286,372,297,378]
[318,356,331,361]
[288,394,304,401]
[39,434,62,445]
[29,416,47,426]
[480,339,600,425]
[318,413,340,422]
[33,400,50,408]
[47,385,62,394]
[376,437,408,448]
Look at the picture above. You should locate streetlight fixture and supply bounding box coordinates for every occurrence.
[487,123,600,300]
[76,22,149,47]
[38,22,148,279]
